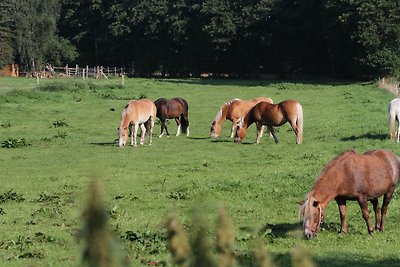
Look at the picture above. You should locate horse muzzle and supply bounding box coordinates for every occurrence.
[118,139,126,147]
[234,137,242,143]
[304,229,317,240]
[210,133,219,139]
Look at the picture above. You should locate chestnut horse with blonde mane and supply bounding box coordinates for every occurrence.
[118,99,157,147]
[210,97,273,139]
[388,98,400,142]
[299,150,400,239]
[234,99,303,144]
[154,97,189,137]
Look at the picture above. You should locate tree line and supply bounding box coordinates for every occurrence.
[1,0,400,79]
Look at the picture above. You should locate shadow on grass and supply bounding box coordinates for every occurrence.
[210,139,233,143]
[186,136,212,140]
[262,222,302,238]
[341,132,388,141]
[90,141,117,147]
[315,255,400,267]
[153,78,358,87]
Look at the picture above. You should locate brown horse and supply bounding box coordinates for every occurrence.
[118,99,157,147]
[154,97,189,137]
[234,99,303,144]
[210,97,273,139]
[299,150,400,239]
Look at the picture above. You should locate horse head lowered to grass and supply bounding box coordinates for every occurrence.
[299,149,400,239]
[154,97,189,137]
[234,99,303,144]
[118,99,157,147]
[210,97,273,139]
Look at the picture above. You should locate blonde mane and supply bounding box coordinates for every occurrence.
[213,98,241,123]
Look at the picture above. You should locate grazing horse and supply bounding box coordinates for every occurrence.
[154,97,189,137]
[234,99,303,144]
[210,97,273,139]
[118,99,157,147]
[299,150,400,239]
[388,98,400,142]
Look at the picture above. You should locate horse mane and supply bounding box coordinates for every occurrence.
[213,98,241,123]
[306,150,356,202]
[299,197,316,220]
[120,101,134,128]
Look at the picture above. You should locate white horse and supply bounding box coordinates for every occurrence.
[388,98,400,142]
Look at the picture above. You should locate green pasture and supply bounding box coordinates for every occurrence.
[0,77,399,266]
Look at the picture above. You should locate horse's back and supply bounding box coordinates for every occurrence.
[171,97,189,112]
[129,99,156,122]
[388,98,400,114]
[364,150,400,184]
[326,150,400,196]
[230,97,271,118]
[155,97,188,119]
[252,96,273,104]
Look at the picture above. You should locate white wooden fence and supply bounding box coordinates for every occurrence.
[44,65,125,79]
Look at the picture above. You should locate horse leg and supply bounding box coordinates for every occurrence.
[336,198,348,233]
[230,118,238,138]
[268,126,279,144]
[132,123,139,147]
[255,123,263,144]
[140,123,146,145]
[175,118,180,136]
[159,118,166,138]
[380,191,394,232]
[396,118,400,142]
[370,198,380,231]
[148,117,154,145]
[358,198,374,234]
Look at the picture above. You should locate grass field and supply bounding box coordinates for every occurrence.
[0,77,399,266]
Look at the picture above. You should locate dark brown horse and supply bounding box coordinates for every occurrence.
[234,99,303,144]
[299,150,400,239]
[154,97,189,137]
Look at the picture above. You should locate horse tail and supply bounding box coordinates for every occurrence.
[180,113,188,134]
[388,103,396,141]
[180,99,189,135]
[296,102,304,144]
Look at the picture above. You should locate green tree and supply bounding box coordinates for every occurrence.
[0,0,14,68]
[12,0,77,71]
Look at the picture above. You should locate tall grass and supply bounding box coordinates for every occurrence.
[0,77,399,266]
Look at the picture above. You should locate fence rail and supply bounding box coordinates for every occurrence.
[45,65,125,79]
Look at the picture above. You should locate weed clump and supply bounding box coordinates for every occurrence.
[1,138,30,148]
[0,189,25,203]
[165,208,315,267]
[81,179,126,267]
[165,212,190,266]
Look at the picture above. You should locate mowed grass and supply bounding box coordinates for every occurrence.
[0,77,399,266]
